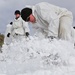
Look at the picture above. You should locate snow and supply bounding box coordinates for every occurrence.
[0,36,75,75]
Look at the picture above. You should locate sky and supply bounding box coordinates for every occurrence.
[0,0,75,34]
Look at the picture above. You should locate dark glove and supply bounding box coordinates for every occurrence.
[73,27,75,29]
[26,32,29,37]
[48,36,55,39]
[7,33,10,37]
[10,22,13,25]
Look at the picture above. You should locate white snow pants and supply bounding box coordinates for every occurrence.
[58,12,73,41]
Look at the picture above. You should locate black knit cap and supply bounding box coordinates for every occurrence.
[21,8,32,21]
[15,10,21,15]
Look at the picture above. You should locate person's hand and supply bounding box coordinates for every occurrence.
[48,36,54,39]
[48,36,56,42]
[7,33,10,37]
[26,32,29,37]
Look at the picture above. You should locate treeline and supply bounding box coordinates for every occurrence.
[0,34,4,47]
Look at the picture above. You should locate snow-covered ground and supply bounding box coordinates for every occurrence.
[0,36,75,75]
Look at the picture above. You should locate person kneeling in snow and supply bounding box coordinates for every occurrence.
[21,2,73,41]
[7,10,30,42]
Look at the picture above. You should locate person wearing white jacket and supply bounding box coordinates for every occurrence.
[21,2,73,41]
[7,10,30,42]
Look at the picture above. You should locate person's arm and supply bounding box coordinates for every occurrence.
[6,24,13,37]
[22,20,30,37]
[35,3,60,38]
[38,7,59,37]
[47,17,59,37]
[7,22,15,37]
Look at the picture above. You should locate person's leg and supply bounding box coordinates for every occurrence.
[59,14,73,41]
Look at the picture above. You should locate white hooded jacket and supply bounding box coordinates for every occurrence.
[11,17,30,36]
[31,2,73,39]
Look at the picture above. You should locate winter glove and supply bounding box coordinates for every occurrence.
[7,33,10,37]
[48,36,56,42]
[73,27,75,29]
[48,36,54,39]
[26,32,29,37]
[10,22,13,25]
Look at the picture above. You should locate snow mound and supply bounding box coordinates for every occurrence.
[0,36,75,75]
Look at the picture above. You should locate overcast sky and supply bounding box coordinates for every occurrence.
[0,0,75,34]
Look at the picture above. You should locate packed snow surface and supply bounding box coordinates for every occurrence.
[0,36,75,75]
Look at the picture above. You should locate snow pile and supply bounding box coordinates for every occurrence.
[0,36,75,75]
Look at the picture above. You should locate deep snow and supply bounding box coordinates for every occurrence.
[0,36,75,75]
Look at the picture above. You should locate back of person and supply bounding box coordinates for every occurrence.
[35,2,69,19]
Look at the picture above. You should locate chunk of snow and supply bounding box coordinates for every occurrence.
[0,36,75,75]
